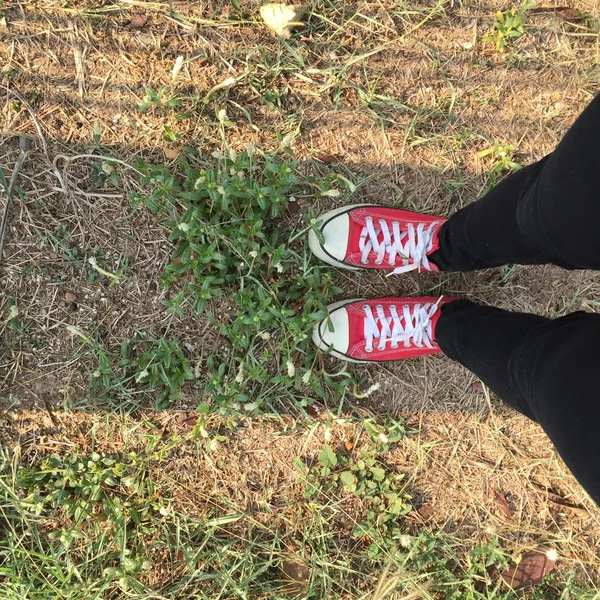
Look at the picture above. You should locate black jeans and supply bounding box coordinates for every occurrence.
[430,93,600,505]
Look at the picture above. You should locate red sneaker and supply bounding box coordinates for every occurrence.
[313,297,452,362]
[308,204,446,274]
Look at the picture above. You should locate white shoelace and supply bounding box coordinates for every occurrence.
[359,217,441,275]
[363,302,439,352]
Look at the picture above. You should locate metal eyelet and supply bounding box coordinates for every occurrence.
[365,346,373,353]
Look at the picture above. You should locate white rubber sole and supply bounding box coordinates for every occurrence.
[308,203,372,270]
[312,298,369,363]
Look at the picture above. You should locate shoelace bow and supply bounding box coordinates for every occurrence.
[363,302,439,352]
[358,217,440,275]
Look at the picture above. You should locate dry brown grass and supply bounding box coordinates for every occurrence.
[2,0,600,596]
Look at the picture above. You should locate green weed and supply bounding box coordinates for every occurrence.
[131,138,359,414]
[484,1,532,54]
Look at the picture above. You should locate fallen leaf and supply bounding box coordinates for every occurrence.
[163,147,179,160]
[286,197,301,214]
[417,503,434,521]
[315,152,343,164]
[501,547,557,590]
[554,7,583,20]
[494,491,513,518]
[180,413,198,429]
[65,291,77,303]
[281,557,310,598]
[129,14,148,28]
[530,6,584,21]
[530,481,590,518]
[260,3,307,39]
[470,381,484,394]
[344,439,355,451]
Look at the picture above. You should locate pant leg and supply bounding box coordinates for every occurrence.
[431,93,600,272]
[437,300,600,505]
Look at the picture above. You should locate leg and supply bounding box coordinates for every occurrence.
[437,300,600,505]
[432,93,600,271]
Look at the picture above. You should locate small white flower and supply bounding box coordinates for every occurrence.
[217,109,228,122]
[320,189,340,198]
[235,362,244,384]
[222,76,236,87]
[92,370,101,378]
[259,332,271,340]
[286,360,295,377]
[136,369,149,383]
[217,186,226,195]
[324,427,332,441]
[289,195,296,203]
[302,370,312,385]
[8,304,18,319]
[249,250,258,259]
[178,222,190,233]
[398,534,412,549]
[246,142,255,157]
[244,402,258,411]
[172,55,184,79]
[229,148,237,162]
[379,433,389,443]
[209,438,219,452]
[546,548,559,562]
[211,151,223,160]
[276,263,284,273]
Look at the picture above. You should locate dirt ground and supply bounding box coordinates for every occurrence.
[2,0,600,594]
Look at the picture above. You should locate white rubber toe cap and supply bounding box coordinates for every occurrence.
[313,299,357,359]
[309,206,355,268]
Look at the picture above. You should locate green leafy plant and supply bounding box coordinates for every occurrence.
[138,86,181,112]
[295,420,412,559]
[88,335,194,410]
[484,1,532,53]
[479,141,522,188]
[132,142,359,414]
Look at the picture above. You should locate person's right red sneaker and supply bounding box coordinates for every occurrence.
[313,297,452,363]
[308,204,446,274]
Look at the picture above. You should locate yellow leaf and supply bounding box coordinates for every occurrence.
[259,3,306,39]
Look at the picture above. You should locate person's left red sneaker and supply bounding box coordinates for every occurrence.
[313,297,452,362]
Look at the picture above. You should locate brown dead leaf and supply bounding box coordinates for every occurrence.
[417,503,434,521]
[281,557,310,598]
[530,480,590,518]
[286,197,301,215]
[554,7,583,20]
[315,152,343,164]
[129,14,148,28]
[344,439,355,451]
[179,413,198,429]
[470,381,484,394]
[260,3,307,39]
[65,291,77,303]
[163,147,179,160]
[494,491,513,518]
[501,547,557,590]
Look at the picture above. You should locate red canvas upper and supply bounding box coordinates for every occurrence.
[341,206,446,272]
[342,297,453,361]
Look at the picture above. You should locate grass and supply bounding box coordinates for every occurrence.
[1,0,600,597]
